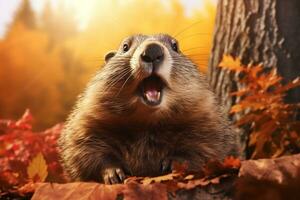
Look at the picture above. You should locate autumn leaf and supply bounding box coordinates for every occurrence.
[18,181,37,195]
[230,104,243,113]
[184,174,194,180]
[247,64,263,79]
[15,109,33,130]
[218,55,244,72]
[177,178,210,189]
[275,77,300,94]
[223,156,241,169]
[141,173,180,185]
[221,55,300,159]
[230,89,248,97]
[27,153,48,182]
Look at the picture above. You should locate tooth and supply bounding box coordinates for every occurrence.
[145,91,160,102]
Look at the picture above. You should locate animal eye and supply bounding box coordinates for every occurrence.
[123,43,130,52]
[171,40,178,52]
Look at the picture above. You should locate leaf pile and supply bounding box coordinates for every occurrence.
[219,55,300,159]
[27,153,48,183]
[31,157,241,200]
[125,156,240,193]
[0,110,65,193]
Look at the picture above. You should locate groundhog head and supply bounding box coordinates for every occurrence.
[100,34,208,122]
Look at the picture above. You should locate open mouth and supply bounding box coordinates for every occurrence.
[138,75,166,106]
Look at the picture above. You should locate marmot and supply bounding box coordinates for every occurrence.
[59,34,240,184]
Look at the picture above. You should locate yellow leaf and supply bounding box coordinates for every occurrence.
[218,55,244,72]
[27,153,48,182]
[141,173,180,185]
[184,174,194,180]
[230,104,243,113]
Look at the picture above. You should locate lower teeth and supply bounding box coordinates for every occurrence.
[144,90,161,104]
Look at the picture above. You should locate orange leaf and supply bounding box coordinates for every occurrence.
[141,173,180,185]
[18,182,38,195]
[230,89,248,97]
[275,77,300,94]
[230,104,243,113]
[223,156,241,169]
[218,55,244,72]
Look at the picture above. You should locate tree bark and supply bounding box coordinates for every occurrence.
[208,0,300,154]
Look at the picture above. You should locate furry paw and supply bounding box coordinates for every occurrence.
[101,167,126,184]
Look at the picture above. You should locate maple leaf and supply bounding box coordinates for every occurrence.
[218,55,244,72]
[27,153,48,183]
[220,55,300,159]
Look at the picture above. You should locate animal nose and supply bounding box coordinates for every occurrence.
[141,43,164,64]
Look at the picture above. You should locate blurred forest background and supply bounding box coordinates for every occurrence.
[0,0,216,129]
[1,1,300,197]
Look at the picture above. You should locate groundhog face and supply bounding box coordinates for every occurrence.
[103,34,202,119]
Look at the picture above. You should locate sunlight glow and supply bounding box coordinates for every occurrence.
[0,0,218,128]
[0,0,217,37]
[30,0,217,31]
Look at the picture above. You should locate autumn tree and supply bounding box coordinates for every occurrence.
[208,0,300,156]
[9,0,35,32]
[41,1,77,49]
[41,1,55,49]
[0,0,67,129]
[0,0,216,129]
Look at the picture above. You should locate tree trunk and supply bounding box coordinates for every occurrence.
[208,0,300,154]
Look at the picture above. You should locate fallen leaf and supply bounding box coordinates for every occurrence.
[223,156,241,169]
[27,153,48,182]
[141,173,180,185]
[184,174,194,180]
[18,182,38,195]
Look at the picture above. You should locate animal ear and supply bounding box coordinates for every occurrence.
[105,51,116,63]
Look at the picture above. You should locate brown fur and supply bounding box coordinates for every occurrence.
[58,34,240,183]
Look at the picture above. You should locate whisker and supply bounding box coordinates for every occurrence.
[115,69,134,97]
[186,57,209,60]
[184,53,210,56]
[83,58,105,61]
[182,47,208,52]
[173,21,205,38]
[177,33,211,41]
[103,68,131,92]
[106,69,130,87]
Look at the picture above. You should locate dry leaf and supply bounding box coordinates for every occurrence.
[141,173,180,185]
[27,153,48,182]
[18,182,38,195]
[223,156,241,169]
[184,174,194,180]
[219,55,244,72]
[230,104,243,113]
